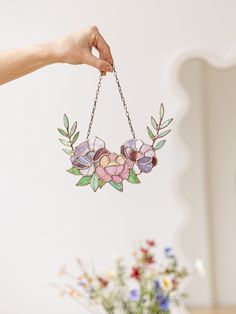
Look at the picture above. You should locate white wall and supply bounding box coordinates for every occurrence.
[0,1,236,313]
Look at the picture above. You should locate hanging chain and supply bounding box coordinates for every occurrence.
[86,73,103,139]
[86,66,136,139]
[113,66,136,139]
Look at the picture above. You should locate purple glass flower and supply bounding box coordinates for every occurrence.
[129,289,140,301]
[71,136,109,176]
[121,139,157,175]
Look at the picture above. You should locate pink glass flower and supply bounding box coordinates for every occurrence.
[96,153,129,183]
[71,136,109,176]
[121,139,157,174]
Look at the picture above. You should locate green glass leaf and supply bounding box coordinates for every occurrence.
[109,181,123,192]
[147,126,155,140]
[76,175,92,186]
[158,129,171,138]
[63,114,69,131]
[151,116,158,130]
[161,118,173,129]
[67,166,80,175]
[99,179,106,188]
[70,121,77,136]
[72,131,80,144]
[159,103,164,120]
[62,148,74,156]
[153,140,166,150]
[128,169,140,184]
[90,173,99,192]
[59,138,71,147]
[57,128,68,137]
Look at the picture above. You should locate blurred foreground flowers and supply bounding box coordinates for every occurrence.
[55,240,195,314]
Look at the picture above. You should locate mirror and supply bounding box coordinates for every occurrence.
[179,59,236,309]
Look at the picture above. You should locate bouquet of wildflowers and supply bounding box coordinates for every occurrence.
[56,240,190,314]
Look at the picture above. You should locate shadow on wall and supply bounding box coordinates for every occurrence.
[178,59,236,307]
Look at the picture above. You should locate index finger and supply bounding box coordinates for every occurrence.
[93,30,114,66]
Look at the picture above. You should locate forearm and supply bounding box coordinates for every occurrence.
[0,27,113,85]
[0,42,58,85]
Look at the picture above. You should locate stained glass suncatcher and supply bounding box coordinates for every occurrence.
[57,67,173,192]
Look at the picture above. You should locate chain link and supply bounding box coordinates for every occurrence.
[86,74,103,139]
[86,66,136,139]
[113,66,136,139]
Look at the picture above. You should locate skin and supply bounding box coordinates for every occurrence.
[0,26,114,85]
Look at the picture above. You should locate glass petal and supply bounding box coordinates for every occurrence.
[76,155,92,167]
[133,163,141,175]
[105,166,117,176]
[139,163,153,173]
[116,155,125,165]
[89,136,105,151]
[109,153,117,161]
[80,164,95,176]
[93,148,109,162]
[120,163,129,179]
[96,166,111,182]
[112,175,123,183]
[100,155,110,167]
[138,156,152,165]
[74,141,89,155]
[140,144,152,154]
[135,139,143,150]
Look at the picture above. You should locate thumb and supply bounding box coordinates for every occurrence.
[85,54,113,73]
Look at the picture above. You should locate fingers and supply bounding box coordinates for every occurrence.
[84,53,113,74]
[90,26,114,70]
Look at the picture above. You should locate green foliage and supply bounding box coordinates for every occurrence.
[67,167,80,175]
[147,103,173,152]
[158,129,171,138]
[90,173,99,192]
[147,126,155,140]
[76,175,92,186]
[109,181,123,192]
[59,138,71,147]
[72,131,80,144]
[57,128,68,137]
[153,140,166,150]
[151,116,158,129]
[63,113,69,131]
[70,121,77,136]
[128,170,140,184]
[62,148,73,156]
[99,179,106,188]
[159,103,164,120]
[161,118,173,129]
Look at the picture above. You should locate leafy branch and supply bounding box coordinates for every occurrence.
[147,103,173,151]
[58,114,80,156]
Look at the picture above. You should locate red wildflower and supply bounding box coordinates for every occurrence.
[131,267,141,280]
[140,247,148,255]
[172,278,178,291]
[145,255,155,264]
[146,240,156,247]
[97,277,108,288]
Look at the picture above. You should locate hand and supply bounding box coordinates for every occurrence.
[53,26,114,74]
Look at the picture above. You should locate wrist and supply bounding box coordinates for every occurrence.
[48,40,66,64]
[35,41,62,65]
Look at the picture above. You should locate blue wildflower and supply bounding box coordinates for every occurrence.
[129,289,140,301]
[154,279,160,291]
[164,247,174,258]
[156,291,170,311]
